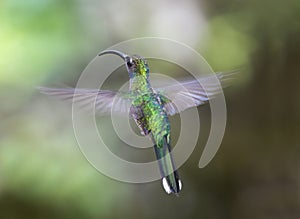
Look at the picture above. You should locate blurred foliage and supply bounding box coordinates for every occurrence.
[0,0,300,218]
[0,0,83,86]
[203,14,255,70]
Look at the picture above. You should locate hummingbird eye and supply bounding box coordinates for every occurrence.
[126,58,134,68]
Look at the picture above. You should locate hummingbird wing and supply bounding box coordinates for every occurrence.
[154,71,237,116]
[38,87,132,116]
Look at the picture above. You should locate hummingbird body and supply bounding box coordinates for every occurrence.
[128,56,170,140]
[39,50,236,195]
[128,55,181,194]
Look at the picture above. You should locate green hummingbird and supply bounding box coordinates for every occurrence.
[39,50,235,195]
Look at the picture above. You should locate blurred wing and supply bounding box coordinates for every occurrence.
[155,71,237,116]
[38,87,132,116]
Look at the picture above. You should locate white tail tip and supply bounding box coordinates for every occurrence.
[162,177,172,194]
[162,178,183,194]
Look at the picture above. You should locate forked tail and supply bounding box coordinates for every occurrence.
[154,135,182,195]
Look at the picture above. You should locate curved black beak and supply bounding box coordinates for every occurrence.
[98,50,129,61]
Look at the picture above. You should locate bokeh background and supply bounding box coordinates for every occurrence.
[1,0,300,218]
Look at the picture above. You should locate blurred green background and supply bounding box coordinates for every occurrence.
[1,0,300,218]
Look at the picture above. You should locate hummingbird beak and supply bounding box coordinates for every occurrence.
[98,50,129,61]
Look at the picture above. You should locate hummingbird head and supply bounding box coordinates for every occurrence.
[125,55,149,78]
[98,50,149,78]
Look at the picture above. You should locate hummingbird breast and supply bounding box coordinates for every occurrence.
[131,92,171,145]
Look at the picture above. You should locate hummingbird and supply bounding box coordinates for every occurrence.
[39,50,235,195]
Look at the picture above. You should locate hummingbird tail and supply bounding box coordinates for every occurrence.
[154,136,182,195]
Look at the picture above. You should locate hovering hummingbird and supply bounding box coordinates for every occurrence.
[39,50,235,195]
